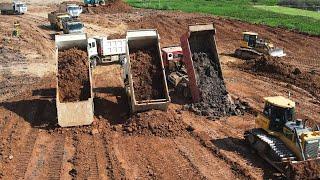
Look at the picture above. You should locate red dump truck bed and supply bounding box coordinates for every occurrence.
[180,24,222,103]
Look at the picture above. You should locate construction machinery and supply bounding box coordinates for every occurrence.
[62,19,84,34]
[0,1,27,15]
[235,32,286,59]
[180,24,223,102]
[162,46,190,98]
[84,0,106,6]
[55,34,94,127]
[59,4,83,18]
[48,12,71,30]
[124,29,170,113]
[88,36,126,67]
[245,96,320,177]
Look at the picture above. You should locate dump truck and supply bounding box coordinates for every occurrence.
[84,0,106,6]
[55,34,94,127]
[59,4,83,18]
[162,46,190,98]
[88,37,126,67]
[48,12,71,30]
[180,24,223,103]
[0,1,27,15]
[62,19,84,34]
[245,96,320,178]
[124,29,170,113]
[235,32,286,59]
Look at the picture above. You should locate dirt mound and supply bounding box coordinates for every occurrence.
[130,47,166,101]
[241,55,320,99]
[58,48,90,102]
[287,160,320,179]
[122,110,189,137]
[82,0,132,14]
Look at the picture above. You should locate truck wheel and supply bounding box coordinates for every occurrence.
[99,1,105,6]
[90,58,97,69]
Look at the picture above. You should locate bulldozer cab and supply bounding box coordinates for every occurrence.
[242,32,258,48]
[263,96,295,132]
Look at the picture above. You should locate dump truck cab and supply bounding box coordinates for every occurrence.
[84,0,106,6]
[14,2,27,14]
[162,46,183,71]
[66,4,82,18]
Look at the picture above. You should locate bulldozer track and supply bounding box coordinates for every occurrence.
[47,135,66,180]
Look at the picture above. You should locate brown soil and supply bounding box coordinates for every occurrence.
[122,110,189,137]
[82,0,132,14]
[58,48,90,102]
[240,55,320,99]
[1,2,320,180]
[287,159,320,179]
[130,47,166,101]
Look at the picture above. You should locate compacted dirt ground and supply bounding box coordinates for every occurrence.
[0,0,320,179]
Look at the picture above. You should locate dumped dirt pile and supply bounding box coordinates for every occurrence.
[241,55,320,99]
[82,0,132,14]
[287,159,320,179]
[186,52,235,118]
[58,48,90,102]
[130,47,165,101]
[122,110,189,137]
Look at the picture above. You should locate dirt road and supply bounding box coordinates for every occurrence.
[0,1,319,179]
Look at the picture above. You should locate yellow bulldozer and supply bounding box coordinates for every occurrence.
[235,32,286,59]
[245,96,320,178]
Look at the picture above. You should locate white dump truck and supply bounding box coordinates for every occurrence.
[88,37,127,67]
[59,4,82,18]
[55,34,94,127]
[0,1,27,15]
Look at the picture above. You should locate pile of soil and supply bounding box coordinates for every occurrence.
[130,47,166,101]
[122,110,189,137]
[82,0,132,14]
[186,52,235,118]
[240,55,320,99]
[58,48,90,102]
[287,159,320,179]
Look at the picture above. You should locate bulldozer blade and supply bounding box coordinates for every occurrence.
[285,158,320,179]
[269,48,286,57]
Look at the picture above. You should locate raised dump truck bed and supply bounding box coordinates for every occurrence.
[180,24,223,103]
[55,34,94,127]
[125,29,170,113]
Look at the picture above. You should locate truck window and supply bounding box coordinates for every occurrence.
[92,42,96,48]
[89,43,92,48]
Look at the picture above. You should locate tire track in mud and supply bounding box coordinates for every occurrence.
[102,132,126,179]
[13,101,45,178]
[188,130,253,180]
[14,128,39,179]
[73,134,99,180]
[47,134,66,180]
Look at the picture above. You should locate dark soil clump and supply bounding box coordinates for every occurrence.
[130,47,166,101]
[184,31,235,118]
[58,48,90,102]
[122,110,188,137]
[187,52,235,118]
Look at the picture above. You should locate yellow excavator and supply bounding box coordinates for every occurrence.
[245,96,320,178]
[235,32,286,59]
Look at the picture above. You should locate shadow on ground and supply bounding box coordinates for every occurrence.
[94,87,130,125]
